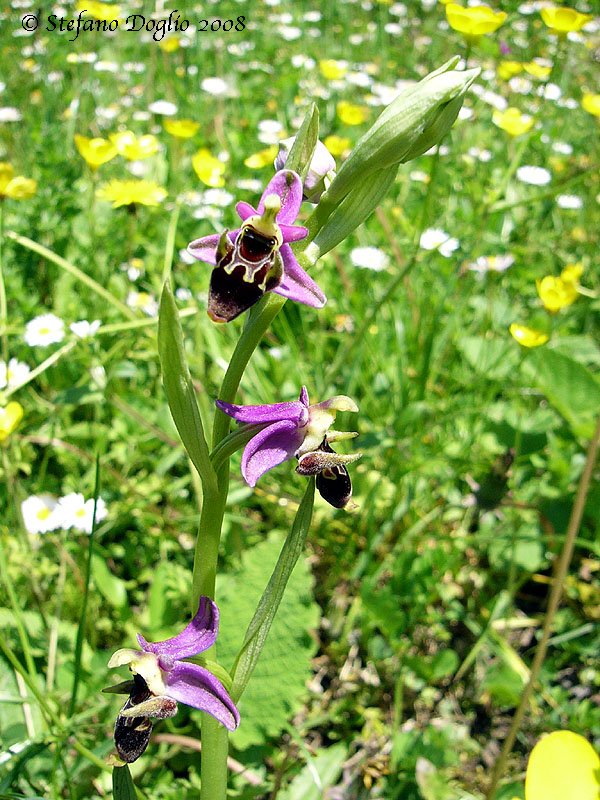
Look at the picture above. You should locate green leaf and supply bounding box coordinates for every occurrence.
[230,479,315,702]
[158,282,217,493]
[457,336,519,379]
[279,743,348,800]
[285,103,319,180]
[112,765,136,800]
[215,517,320,749]
[523,348,600,438]
[91,554,128,609]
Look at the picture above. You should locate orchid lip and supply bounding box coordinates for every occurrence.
[108,597,240,762]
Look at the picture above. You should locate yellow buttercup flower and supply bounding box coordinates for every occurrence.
[319,59,348,81]
[0,163,37,200]
[76,0,121,21]
[445,4,507,39]
[540,7,592,35]
[525,731,599,800]
[492,107,534,136]
[193,148,227,186]
[497,60,523,80]
[324,135,351,157]
[523,62,552,79]
[110,131,159,160]
[510,323,549,347]
[75,134,117,169]
[337,101,368,126]
[163,119,200,138]
[158,37,180,53]
[0,402,23,442]
[243,146,278,170]
[96,179,167,208]
[582,93,600,118]
[560,261,583,287]
[536,275,578,311]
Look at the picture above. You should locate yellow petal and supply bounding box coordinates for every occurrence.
[0,162,15,193]
[0,402,24,441]
[243,146,278,170]
[337,101,368,126]
[541,7,592,33]
[446,3,507,36]
[525,731,600,800]
[4,176,37,199]
[163,119,200,138]
[582,93,600,118]
[324,135,351,157]
[509,323,549,347]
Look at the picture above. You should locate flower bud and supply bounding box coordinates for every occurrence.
[325,57,480,206]
[275,137,336,203]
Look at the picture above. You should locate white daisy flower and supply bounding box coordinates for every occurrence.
[57,492,107,534]
[278,25,302,40]
[200,77,229,97]
[202,188,234,207]
[175,287,193,302]
[21,495,61,534]
[516,165,552,186]
[509,76,533,94]
[419,228,460,257]
[557,195,583,210]
[552,141,573,155]
[410,170,430,182]
[0,358,30,390]
[538,83,561,101]
[127,291,158,317]
[70,320,101,338]
[350,246,390,272]
[467,254,515,276]
[0,107,22,122]
[458,106,474,120]
[467,147,492,162]
[179,248,196,265]
[148,100,178,116]
[24,313,65,346]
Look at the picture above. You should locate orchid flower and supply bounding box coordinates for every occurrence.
[187,170,326,322]
[216,386,361,508]
[106,597,239,763]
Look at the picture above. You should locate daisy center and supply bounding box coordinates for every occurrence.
[39,327,50,335]
[36,508,50,520]
[75,508,86,517]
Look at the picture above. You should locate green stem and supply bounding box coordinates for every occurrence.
[200,715,229,800]
[162,202,181,285]
[486,134,530,208]
[0,538,37,679]
[191,466,229,611]
[4,341,76,399]
[486,408,600,800]
[0,202,8,363]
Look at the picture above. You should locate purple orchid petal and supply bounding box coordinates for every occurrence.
[241,419,305,487]
[216,398,307,426]
[188,231,239,265]
[235,201,256,221]
[299,386,309,407]
[256,171,303,225]
[165,662,240,731]
[274,246,326,309]
[279,223,309,243]
[137,597,218,659]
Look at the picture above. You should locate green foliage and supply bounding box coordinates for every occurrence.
[216,532,320,750]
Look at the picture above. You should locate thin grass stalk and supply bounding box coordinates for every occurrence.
[486,408,600,800]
